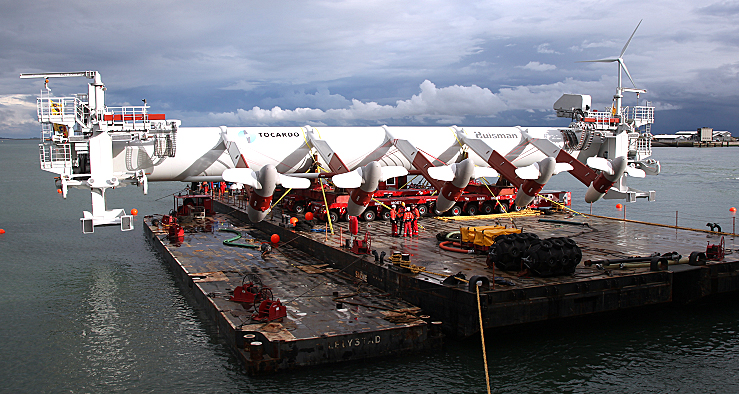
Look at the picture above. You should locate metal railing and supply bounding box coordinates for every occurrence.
[631,105,654,122]
[37,96,77,124]
[39,143,72,171]
[104,106,154,131]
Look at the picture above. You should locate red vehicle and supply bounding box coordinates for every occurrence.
[286,177,571,222]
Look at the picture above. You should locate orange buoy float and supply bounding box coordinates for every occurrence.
[131,208,138,216]
[270,234,280,243]
[290,217,298,225]
[730,207,736,216]
[615,203,623,211]
[0,229,5,234]
[57,189,62,194]
[305,212,314,221]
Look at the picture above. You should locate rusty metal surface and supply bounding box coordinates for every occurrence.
[144,214,440,375]
[233,200,739,337]
[276,208,724,287]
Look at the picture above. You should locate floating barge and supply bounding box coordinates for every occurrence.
[145,196,739,374]
[144,211,443,375]
[221,198,739,335]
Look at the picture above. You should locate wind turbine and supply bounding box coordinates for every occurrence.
[579,20,646,116]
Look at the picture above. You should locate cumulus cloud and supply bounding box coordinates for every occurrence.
[536,43,561,54]
[518,61,557,71]
[203,78,614,126]
[3,0,739,135]
[0,95,38,137]
[206,80,508,125]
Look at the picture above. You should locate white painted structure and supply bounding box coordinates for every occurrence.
[22,60,659,232]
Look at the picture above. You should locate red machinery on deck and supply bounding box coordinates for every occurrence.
[229,273,287,322]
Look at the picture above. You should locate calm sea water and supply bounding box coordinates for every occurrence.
[1,139,739,393]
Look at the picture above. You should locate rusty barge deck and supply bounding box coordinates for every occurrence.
[143,214,442,375]
[213,199,739,339]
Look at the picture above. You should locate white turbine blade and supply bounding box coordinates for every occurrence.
[223,168,260,188]
[472,166,499,179]
[287,172,322,178]
[619,59,637,87]
[586,157,614,175]
[278,174,311,189]
[553,163,574,175]
[625,166,646,178]
[620,19,642,57]
[427,165,455,181]
[332,169,363,188]
[577,58,618,63]
[379,165,409,181]
[515,163,541,180]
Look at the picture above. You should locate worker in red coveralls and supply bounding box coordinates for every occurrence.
[390,205,398,237]
[403,207,414,237]
[203,182,209,195]
[219,181,226,197]
[398,203,406,237]
[412,204,420,236]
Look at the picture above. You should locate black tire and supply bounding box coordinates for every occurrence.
[294,204,305,214]
[481,202,494,215]
[417,204,429,217]
[329,210,340,223]
[449,205,462,216]
[466,204,478,216]
[362,209,376,222]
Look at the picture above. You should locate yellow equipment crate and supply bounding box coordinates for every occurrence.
[459,225,521,247]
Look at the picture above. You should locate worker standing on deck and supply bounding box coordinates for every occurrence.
[403,207,414,237]
[220,181,226,197]
[412,204,420,236]
[395,204,404,237]
[390,205,399,237]
[399,203,407,237]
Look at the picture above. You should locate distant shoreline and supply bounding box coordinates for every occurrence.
[652,141,739,147]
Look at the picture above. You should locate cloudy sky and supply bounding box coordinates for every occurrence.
[1,0,737,138]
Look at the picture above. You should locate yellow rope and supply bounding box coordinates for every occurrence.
[270,188,293,210]
[371,197,392,211]
[434,208,541,221]
[392,261,462,281]
[450,126,465,148]
[319,178,334,234]
[476,284,491,394]
[534,192,588,218]
[301,127,311,149]
[399,177,414,190]
[478,176,518,228]
[585,213,737,235]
